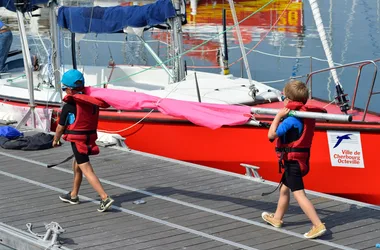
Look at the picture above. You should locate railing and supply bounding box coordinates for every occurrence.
[305,59,379,122]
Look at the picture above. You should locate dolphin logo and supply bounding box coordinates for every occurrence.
[333,134,353,148]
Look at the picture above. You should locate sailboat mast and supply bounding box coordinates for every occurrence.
[48,1,62,100]
[169,0,185,83]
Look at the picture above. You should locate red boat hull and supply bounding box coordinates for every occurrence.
[5,98,380,205]
[92,107,380,205]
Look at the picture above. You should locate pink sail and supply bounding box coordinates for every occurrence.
[84,87,252,129]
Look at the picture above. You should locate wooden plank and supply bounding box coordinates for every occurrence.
[0,144,379,250]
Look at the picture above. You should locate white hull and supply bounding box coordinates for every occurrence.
[0,64,281,105]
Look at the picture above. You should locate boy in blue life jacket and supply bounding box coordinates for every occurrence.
[53,69,114,212]
[262,80,326,239]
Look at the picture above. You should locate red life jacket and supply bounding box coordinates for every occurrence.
[275,101,326,176]
[62,94,109,155]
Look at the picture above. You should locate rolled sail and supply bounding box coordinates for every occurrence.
[57,0,176,34]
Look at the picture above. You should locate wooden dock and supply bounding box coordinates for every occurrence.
[0,131,379,249]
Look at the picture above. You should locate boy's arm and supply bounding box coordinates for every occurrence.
[53,104,69,147]
[268,108,290,141]
[53,124,65,146]
[268,116,282,141]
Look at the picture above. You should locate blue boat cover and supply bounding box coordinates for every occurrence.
[57,0,176,34]
[0,0,49,12]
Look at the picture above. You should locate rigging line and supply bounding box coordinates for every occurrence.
[326,0,333,101]
[228,0,293,67]
[104,0,277,86]
[79,38,161,44]
[243,48,343,65]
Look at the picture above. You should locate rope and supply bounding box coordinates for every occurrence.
[98,109,155,133]
[228,0,293,67]
[323,99,336,108]
[248,49,343,65]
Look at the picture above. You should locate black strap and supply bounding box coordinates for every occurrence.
[86,134,92,155]
[47,154,74,168]
[262,173,284,196]
[275,147,310,153]
[65,129,96,135]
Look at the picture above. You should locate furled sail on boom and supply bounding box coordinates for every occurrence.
[57,0,176,34]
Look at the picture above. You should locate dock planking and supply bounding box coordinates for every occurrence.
[0,132,379,249]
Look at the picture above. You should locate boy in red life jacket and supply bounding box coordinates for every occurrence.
[53,69,114,212]
[261,80,326,239]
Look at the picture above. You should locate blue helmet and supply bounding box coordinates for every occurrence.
[61,69,85,88]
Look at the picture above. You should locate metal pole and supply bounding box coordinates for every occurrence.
[222,8,229,75]
[170,0,185,82]
[362,64,378,121]
[16,10,36,128]
[194,72,201,102]
[251,107,352,122]
[71,33,77,69]
[137,36,174,80]
[227,0,255,93]
[49,3,62,100]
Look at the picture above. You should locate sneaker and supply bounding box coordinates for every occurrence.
[97,196,114,212]
[59,192,79,205]
[261,212,283,228]
[304,223,326,239]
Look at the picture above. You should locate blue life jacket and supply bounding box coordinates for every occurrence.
[0,126,23,139]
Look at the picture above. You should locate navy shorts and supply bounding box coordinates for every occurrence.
[281,160,304,192]
[71,142,89,165]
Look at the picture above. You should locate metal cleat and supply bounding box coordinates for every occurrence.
[111,134,129,149]
[97,132,129,149]
[26,221,68,250]
[240,163,264,182]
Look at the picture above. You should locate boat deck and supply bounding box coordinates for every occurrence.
[0,131,379,249]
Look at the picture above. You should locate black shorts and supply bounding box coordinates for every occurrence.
[71,142,89,165]
[281,160,304,192]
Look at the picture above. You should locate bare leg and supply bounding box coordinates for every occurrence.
[70,159,82,197]
[78,161,108,200]
[293,190,323,227]
[274,184,290,221]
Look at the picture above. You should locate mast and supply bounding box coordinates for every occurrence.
[48,0,62,100]
[169,0,185,83]
[222,8,229,75]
